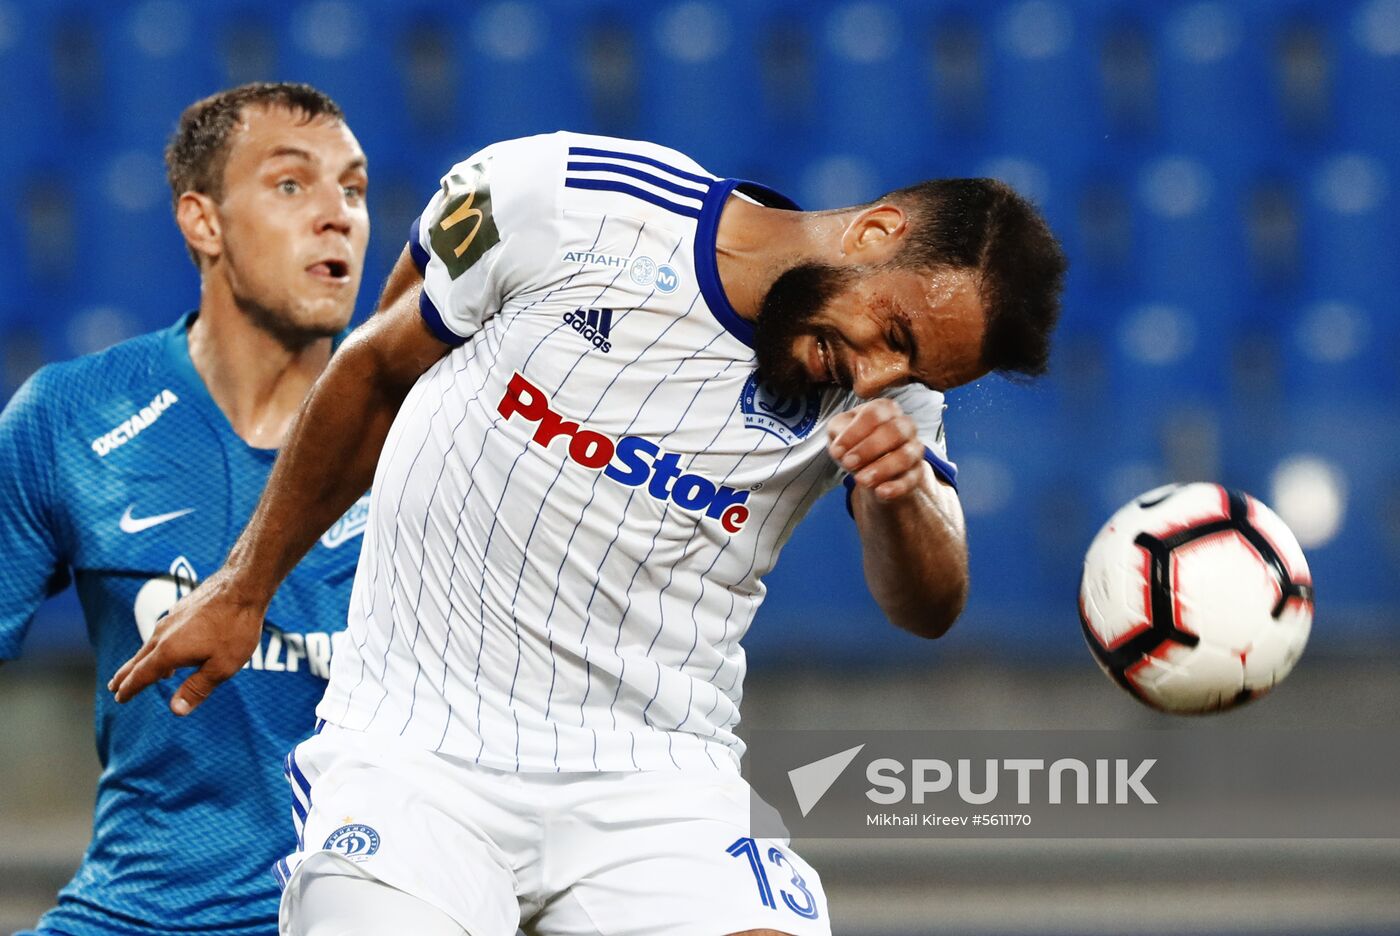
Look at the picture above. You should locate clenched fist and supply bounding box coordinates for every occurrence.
[827,397,930,501]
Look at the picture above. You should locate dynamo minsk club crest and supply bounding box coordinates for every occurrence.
[740,372,821,445]
[323,823,380,862]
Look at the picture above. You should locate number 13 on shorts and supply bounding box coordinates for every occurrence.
[726,837,821,921]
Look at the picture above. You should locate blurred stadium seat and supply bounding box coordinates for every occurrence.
[1335,0,1400,149]
[809,1,922,184]
[1152,1,1274,160]
[1230,404,1400,629]
[984,0,1100,168]
[638,2,761,172]
[452,1,591,153]
[105,1,224,149]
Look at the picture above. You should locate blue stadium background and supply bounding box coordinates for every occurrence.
[3,4,1400,935]
[2,0,1397,667]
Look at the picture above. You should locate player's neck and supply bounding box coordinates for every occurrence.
[714,198,847,322]
[188,289,334,450]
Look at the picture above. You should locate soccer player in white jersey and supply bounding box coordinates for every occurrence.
[113,132,1066,936]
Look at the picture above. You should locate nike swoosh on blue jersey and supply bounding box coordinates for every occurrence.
[119,505,195,534]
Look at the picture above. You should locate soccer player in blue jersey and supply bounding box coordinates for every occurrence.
[0,82,370,935]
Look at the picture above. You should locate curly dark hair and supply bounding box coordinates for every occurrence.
[878,178,1068,379]
[164,82,344,264]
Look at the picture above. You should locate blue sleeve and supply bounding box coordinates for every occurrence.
[0,370,69,659]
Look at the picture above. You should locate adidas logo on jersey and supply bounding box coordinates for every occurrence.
[564,307,614,353]
[497,373,752,533]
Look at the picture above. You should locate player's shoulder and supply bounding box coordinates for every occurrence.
[462,131,716,180]
[886,383,946,412]
[452,131,721,229]
[553,130,719,181]
[880,383,951,452]
[8,319,180,432]
[32,324,172,404]
[832,384,946,422]
[554,131,722,222]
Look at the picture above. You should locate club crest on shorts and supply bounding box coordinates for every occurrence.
[323,823,380,862]
[740,372,821,445]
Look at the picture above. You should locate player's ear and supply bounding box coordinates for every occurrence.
[840,203,908,263]
[176,191,223,266]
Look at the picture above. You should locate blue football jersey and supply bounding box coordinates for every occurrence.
[0,313,365,936]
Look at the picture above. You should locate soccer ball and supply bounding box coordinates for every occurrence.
[1079,483,1314,714]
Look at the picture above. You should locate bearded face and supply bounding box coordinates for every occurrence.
[751,262,855,398]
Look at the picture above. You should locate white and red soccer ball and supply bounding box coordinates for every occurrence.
[1079,483,1314,714]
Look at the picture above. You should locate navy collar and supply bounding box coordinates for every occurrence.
[694,179,801,349]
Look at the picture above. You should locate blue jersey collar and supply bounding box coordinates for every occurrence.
[694,180,801,349]
[162,311,216,417]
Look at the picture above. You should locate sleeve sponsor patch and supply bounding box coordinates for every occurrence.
[428,163,502,280]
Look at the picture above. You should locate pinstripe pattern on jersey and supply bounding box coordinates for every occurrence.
[500,240,695,768]
[334,345,460,724]
[551,326,730,767]
[657,419,841,751]
[588,351,758,770]
[516,299,703,757]
[564,335,740,769]
[629,374,757,768]
[715,453,840,697]
[330,215,612,734]
[467,221,653,766]
[412,216,616,746]
[317,214,650,757]
[656,425,789,730]
[360,327,502,727]
[372,348,480,729]
[397,332,502,733]
[313,135,924,775]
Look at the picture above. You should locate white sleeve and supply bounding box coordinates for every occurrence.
[838,383,958,518]
[886,383,958,489]
[407,136,563,345]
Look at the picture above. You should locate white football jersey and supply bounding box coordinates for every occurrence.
[318,132,957,773]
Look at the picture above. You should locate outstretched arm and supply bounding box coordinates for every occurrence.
[110,248,448,713]
[828,398,969,639]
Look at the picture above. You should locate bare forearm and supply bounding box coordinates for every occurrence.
[852,467,969,638]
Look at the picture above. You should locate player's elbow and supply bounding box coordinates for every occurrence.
[887,571,968,640]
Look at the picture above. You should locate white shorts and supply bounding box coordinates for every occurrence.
[276,724,830,936]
